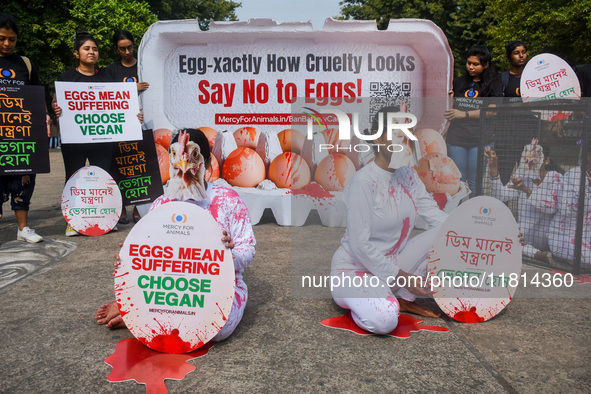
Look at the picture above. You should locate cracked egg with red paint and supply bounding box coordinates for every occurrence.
[222,147,265,188]
[314,153,356,192]
[415,152,461,195]
[233,126,260,149]
[268,152,311,189]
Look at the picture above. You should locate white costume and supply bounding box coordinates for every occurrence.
[331,163,447,334]
[490,171,561,258]
[548,167,591,267]
[151,182,256,341]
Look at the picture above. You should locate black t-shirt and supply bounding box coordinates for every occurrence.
[504,72,522,102]
[445,74,503,147]
[57,68,108,82]
[104,60,138,83]
[0,52,41,86]
[575,64,591,97]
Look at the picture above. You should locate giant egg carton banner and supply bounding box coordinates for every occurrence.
[139,18,453,226]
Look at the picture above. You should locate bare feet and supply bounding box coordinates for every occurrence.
[95,301,126,329]
[399,298,441,318]
[534,251,553,264]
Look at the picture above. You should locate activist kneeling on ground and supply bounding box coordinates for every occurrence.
[96,128,256,342]
[330,107,448,335]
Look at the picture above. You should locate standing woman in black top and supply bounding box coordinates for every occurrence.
[105,29,149,92]
[0,13,44,243]
[106,29,149,224]
[444,45,503,198]
[53,31,112,236]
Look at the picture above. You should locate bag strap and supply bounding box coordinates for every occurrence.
[501,71,510,92]
[21,56,32,80]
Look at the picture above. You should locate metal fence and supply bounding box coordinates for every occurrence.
[477,99,591,274]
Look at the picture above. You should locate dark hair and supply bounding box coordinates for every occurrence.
[74,30,99,52]
[505,40,527,59]
[370,105,402,133]
[170,128,211,163]
[112,29,134,48]
[462,45,498,96]
[538,142,564,175]
[0,13,19,36]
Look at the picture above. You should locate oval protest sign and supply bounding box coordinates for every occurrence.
[427,196,522,323]
[61,165,122,235]
[521,53,580,102]
[115,201,235,353]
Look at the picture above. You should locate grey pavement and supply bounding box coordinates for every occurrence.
[0,150,589,393]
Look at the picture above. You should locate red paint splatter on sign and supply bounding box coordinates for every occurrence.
[321,312,449,338]
[105,338,213,394]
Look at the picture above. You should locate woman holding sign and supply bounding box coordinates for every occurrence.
[96,128,256,343]
[105,29,149,92]
[106,29,149,224]
[0,13,44,243]
[330,107,448,335]
[444,45,503,198]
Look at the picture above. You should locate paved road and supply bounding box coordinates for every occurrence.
[0,150,589,393]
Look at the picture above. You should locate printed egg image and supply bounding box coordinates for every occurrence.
[222,147,266,187]
[154,128,172,150]
[155,143,170,184]
[415,128,447,157]
[205,154,220,182]
[322,128,341,153]
[200,126,218,150]
[277,128,305,154]
[268,152,311,189]
[314,153,356,192]
[233,127,261,149]
[415,152,461,195]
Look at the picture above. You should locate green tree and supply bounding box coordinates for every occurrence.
[339,0,495,76]
[147,0,241,29]
[487,0,591,67]
[2,0,157,90]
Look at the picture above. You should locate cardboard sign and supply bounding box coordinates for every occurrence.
[55,82,142,144]
[521,53,580,102]
[427,196,522,323]
[61,165,122,235]
[139,19,452,134]
[0,85,49,174]
[110,129,164,205]
[115,201,235,353]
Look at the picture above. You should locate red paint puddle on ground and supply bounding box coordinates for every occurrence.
[321,312,449,338]
[452,306,485,323]
[105,338,213,394]
[550,270,591,285]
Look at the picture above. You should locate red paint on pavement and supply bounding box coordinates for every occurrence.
[105,338,213,394]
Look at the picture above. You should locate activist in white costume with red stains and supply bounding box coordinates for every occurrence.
[330,108,448,335]
[96,128,255,342]
[548,145,591,269]
[485,140,563,264]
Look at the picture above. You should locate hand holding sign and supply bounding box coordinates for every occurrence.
[115,201,235,353]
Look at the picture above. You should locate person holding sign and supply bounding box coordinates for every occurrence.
[330,108,448,335]
[485,141,562,264]
[444,45,503,198]
[96,129,255,342]
[0,13,44,243]
[106,29,149,224]
[105,29,149,93]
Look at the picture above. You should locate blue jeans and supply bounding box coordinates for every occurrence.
[447,144,478,198]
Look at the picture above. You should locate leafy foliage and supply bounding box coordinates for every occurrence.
[339,0,590,75]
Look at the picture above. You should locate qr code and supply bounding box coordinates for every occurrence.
[369,82,412,125]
